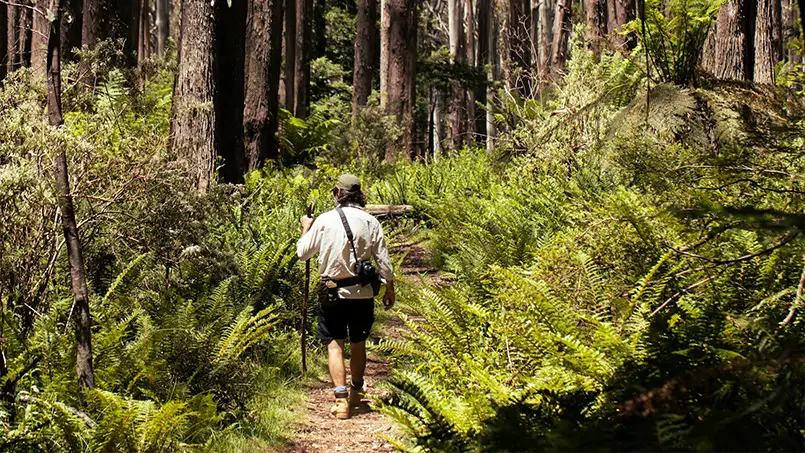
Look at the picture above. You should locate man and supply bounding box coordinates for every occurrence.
[297,174,395,420]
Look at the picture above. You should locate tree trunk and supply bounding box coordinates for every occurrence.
[169,0,216,192]
[137,0,150,87]
[312,0,325,58]
[352,0,377,121]
[244,0,283,169]
[215,0,246,183]
[586,0,607,53]
[0,1,6,81]
[550,0,570,75]
[465,0,476,144]
[80,0,101,86]
[448,0,464,150]
[755,0,781,83]
[537,0,551,81]
[7,4,20,74]
[170,0,181,47]
[282,0,296,111]
[379,0,389,107]
[432,91,443,160]
[385,0,416,161]
[701,0,756,81]
[31,0,49,79]
[48,0,95,393]
[18,2,32,68]
[156,0,168,54]
[476,0,489,140]
[293,0,312,118]
[486,0,497,151]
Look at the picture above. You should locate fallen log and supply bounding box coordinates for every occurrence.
[364,204,415,216]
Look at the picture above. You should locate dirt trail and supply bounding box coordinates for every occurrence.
[287,241,434,453]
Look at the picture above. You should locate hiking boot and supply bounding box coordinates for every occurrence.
[330,397,350,419]
[349,383,364,407]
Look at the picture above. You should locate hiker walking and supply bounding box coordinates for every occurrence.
[297,174,395,420]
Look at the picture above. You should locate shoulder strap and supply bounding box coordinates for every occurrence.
[336,207,360,265]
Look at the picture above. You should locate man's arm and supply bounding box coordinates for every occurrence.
[296,215,320,261]
[372,221,395,309]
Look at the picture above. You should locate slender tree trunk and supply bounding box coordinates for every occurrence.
[486,0,497,152]
[448,0,464,149]
[586,0,607,53]
[537,0,551,81]
[550,0,570,75]
[170,0,181,47]
[386,0,416,161]
[215,0,246,183]
[465,0,476,144]
[137,0,150,87]
[31,0,49,79]
[293,0,312,118]
[379,0,389,107]
[476,0,489,140]
[0,1,6,81]
[244,0,283,169]
[156,0,168,54]
[7,4,20,74]
[352,0,377,121]
[282,0,296,110]
[169,0,216,192]
[782,0,797,63]
[80,0,101,86]
[18,2,32,67]
[48,0,95,393]
[312,0,325,58]
[432,91,442,160]
[755,0,781,83]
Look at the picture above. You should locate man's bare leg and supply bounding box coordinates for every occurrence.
[328,340,347,388]
[349,341,367,384]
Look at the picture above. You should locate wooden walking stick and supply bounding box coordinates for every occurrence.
[301,204,312,375]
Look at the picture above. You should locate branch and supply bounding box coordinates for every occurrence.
[18,391,97,428]
[780,261,805,327]
[649,276,714,317]
[666,232,799,265]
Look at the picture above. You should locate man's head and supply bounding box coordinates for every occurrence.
[333,174,366,207]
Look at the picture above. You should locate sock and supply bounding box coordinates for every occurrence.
[334,385,348,398]
[350,379,364,390]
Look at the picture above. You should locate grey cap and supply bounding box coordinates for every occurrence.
[335,174,361,191]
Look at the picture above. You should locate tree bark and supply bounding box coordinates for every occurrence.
[477,0,490,140]
[465,0,476,144]
[379,0,389,107]
[586,0,607,53]
[385,0,416,161]
[0,1,6,81]
[169,0,216,192]
[701,0,752,80]
[550,0,570,75]
[352,0,377,121]
[7,3,20,74]
[537,0,551,81]
[61,0,83,60]
[79,0,101,86]
[448,0,464,149]
[48,0,95,393]
[754,0,781,83]
[31,0,49,79]
[18,2,32,67]
[282,0,296,110]
[293,0,312,118]
[156,0,168,54]
[170,0,181,47]
[137,0,150,87]
[244,0,283,169]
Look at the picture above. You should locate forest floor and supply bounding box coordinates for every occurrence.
[286,239,437,452]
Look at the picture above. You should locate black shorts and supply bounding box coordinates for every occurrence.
[317,298,375,343]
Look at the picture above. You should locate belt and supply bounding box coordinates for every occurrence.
[323,275,370,289]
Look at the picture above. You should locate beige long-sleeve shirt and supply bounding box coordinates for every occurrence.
[296,205,394,299]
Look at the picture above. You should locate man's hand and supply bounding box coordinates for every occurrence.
[300,215,314,236]
[383,281,395,310]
